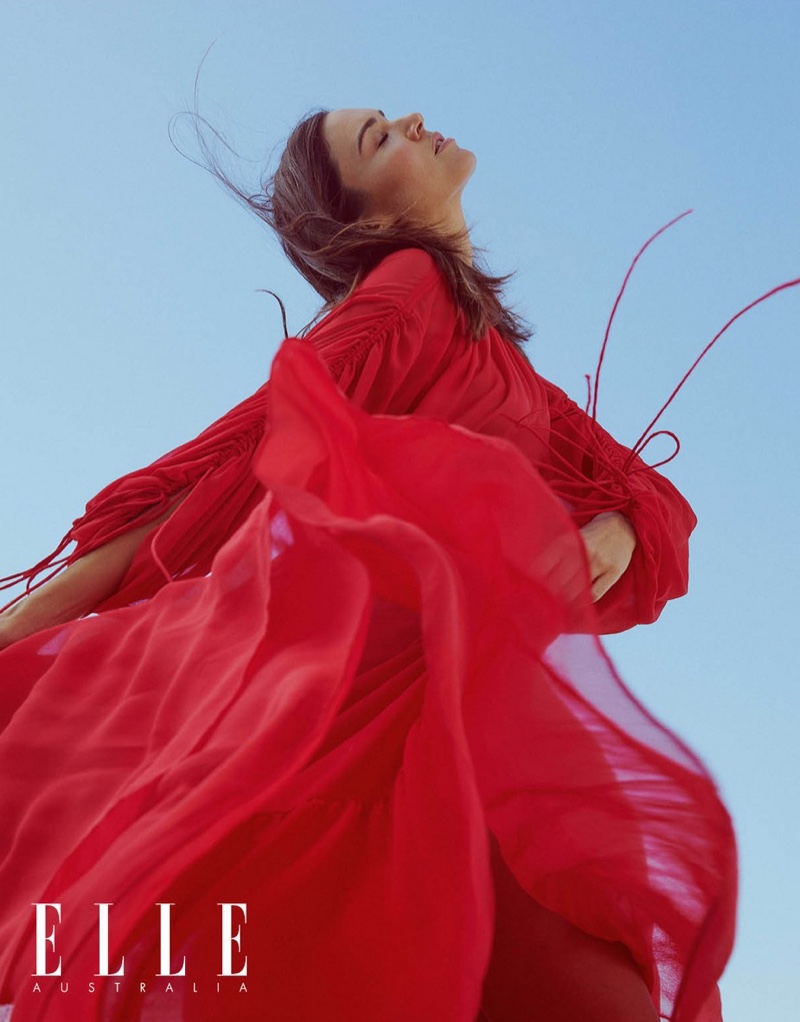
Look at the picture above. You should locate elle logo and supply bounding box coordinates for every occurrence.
[32,902,247,978]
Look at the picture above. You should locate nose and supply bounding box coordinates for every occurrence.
[399,112,424,140]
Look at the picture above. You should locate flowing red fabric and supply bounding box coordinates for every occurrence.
[0,249,736,1021]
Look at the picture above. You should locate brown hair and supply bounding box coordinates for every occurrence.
[174,105,531,347]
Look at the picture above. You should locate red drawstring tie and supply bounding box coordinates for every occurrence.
[586,209,800,472]
[586,209,695,424]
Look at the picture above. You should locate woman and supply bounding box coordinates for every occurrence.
[0,108,736,1022]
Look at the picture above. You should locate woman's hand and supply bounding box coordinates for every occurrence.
[0,493,189,653]
[578,511,637,602]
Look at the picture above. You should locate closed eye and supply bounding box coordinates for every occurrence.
[377,131,389,148]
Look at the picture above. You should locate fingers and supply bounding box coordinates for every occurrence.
[579,513,636,602]
[591,569,619,602]
[583,544,623,601]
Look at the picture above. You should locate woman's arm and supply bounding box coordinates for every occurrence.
[0,253,429,652]
[0,498,185,651]
[541,377,697,633]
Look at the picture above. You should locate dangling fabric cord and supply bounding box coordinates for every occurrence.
[586,210,799,473]
[587,209,694,421]
[622,277,800,470]
[626,429,681,471]
[0,379,273,615]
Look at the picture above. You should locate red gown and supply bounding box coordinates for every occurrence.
[0,248,736,1021]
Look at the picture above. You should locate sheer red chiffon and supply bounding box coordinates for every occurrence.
[0,249,736,1021]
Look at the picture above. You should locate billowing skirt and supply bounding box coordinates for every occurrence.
[0,340,735,1021]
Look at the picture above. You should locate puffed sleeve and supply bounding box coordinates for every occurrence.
[539,376,698,634]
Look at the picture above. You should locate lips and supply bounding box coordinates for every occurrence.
[433,133,449,155]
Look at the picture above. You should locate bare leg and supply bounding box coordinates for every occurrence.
[477,832,659,1022]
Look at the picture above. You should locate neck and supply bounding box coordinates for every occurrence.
[444,205,473,267]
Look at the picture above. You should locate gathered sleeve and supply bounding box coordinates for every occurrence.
[538,376,698,634]
[0,249,451,617]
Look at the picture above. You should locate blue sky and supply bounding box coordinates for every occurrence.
[1,3,797,1018]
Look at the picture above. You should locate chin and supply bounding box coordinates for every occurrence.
[456,145,477,174]
[457,149,477,186]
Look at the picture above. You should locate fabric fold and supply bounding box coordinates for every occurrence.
[1,337,735,1021]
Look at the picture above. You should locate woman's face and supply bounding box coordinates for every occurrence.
[323,108,476,231]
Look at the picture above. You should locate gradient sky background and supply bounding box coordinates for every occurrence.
[1,3,797,1018]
